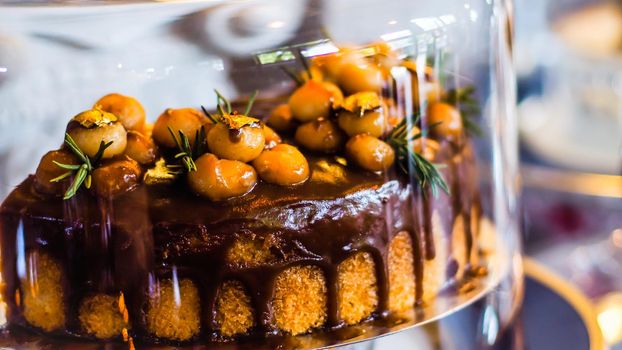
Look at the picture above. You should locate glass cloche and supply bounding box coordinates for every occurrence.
[0,0,521,349]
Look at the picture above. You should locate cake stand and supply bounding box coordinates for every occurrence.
[0,258,602,350]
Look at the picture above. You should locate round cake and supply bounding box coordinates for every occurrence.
[0,47,489,346]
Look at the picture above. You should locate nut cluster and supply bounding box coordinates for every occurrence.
[268,43,464,174]
[34,42,468,201]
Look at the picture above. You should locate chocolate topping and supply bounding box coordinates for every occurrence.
[0,137,481,344]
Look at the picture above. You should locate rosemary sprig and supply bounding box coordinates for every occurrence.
[167,126,207,173]
[50,133,113,200]
[202,90,261,130]
[386,117,449,197]
[215,89,232,115]
[443,86,482,137]
[201,105,220,124]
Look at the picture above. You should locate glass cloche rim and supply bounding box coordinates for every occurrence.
[0,0,221,8]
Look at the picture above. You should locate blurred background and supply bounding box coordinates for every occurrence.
[0,0,620,348]
[515,0,622,347]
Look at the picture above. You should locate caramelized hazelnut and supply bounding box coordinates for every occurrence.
[427,102,463,139]
[345,134,395,172]
[289,80,333,122]
[337,108,387,138]
[67,121,127,159]
[263,125,282,149]
[267,104,296,132]
[371,42,400,71]
[336,62,385,94]
[252,144,309,186]
[413,139,440,161]
[188,153,257,201]
[124,130,158,165]
[34,150,80,195]
[152,108,207,148]
[94,93,146,131]
[312,49,360,81]
[207,123,265,162]
[295,119,345,153]
[321,81,344,106]
[91,156,142,198]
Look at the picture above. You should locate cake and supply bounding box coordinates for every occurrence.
[0,46,489,346]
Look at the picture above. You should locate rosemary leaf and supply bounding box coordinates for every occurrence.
[63,165,88,200]
[52,161,81,171]
[443,86,483,137]
[387,117,449,196]
[49,170,73,183]
[201,106,220,124]
[63,133,89,165]
[214,89,232,114]
[167,127,197,173]
[244,90,259,116]
[92,140,113,164]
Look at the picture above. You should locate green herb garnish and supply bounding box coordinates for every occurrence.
[202,90,261,130]
[386,117,449,197]
[443,86,482,137]
[50,133,113,200]
[167,126,207,173]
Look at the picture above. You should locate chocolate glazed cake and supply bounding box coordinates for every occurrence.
[0,47,491,346]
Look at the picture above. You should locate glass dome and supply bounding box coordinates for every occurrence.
[0,0,521,349]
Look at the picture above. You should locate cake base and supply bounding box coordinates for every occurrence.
[0,222,508,350]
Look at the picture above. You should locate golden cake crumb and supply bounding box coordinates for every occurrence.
[337,252,378,324]
[273,265,327,335]
[388,231,415,312]
[22,252,65,331]
[216,280,254,336]
[146,279,200,341]
[78,294,126,339]
[226,234,276,268]
[423,212,449,303]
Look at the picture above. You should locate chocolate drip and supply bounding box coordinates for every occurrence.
[421,191,435,260]
[324,265,340,328]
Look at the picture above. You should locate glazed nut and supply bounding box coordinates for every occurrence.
[207,123,265,162]
[125,130,158,165]
[413,138,440,161]
[288,80,333,122]
[295,119,345,154]
[252,144,310,186]
[337,108,387,138]
[91,156,142,198]
[95,93,146,131]
[427,102,463,138]
[188,153,257,201]
[152,108,207,148]
[34,149,80,195]
[336,62,385,95]
[263,125,282,149]
[67,121,127,159]
[345,134,395,172]
[267,104,296,132]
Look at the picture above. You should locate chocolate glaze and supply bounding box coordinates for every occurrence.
[0,138,481,345]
